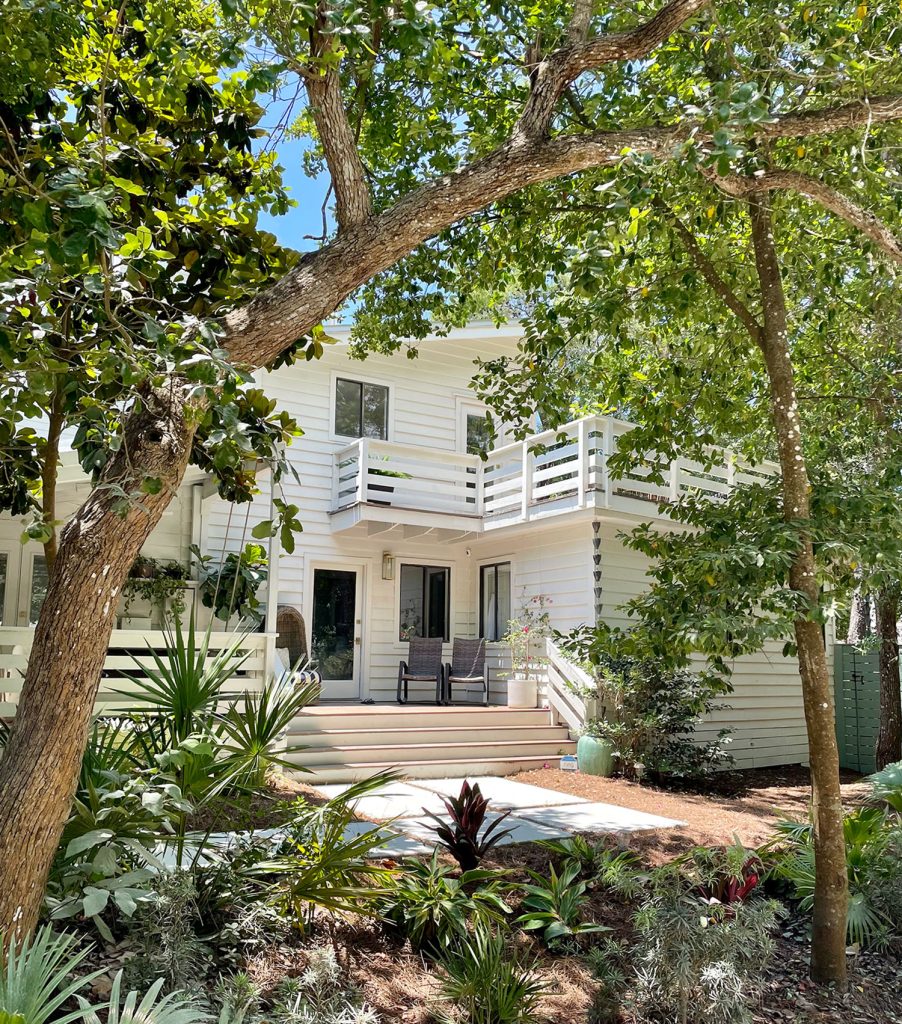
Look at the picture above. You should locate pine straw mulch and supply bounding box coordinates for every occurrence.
[509,765,871,863]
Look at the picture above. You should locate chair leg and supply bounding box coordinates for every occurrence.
[397,664,406,704]
[435,673,442,706]
[483,680,489,706]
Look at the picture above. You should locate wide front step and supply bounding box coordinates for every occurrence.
[297,754,570,785]
[287,704,574,784]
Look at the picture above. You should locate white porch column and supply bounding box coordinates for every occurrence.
[263,460,281,680]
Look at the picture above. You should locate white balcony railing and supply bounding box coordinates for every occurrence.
[331,416,778,528]
[333,438,483,518]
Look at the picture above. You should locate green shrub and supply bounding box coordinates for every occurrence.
[261,775,397,933]
[376,853,511,954]
[631,865,781,1024]
[868,760,902,813]
[435,926,545,1024]
[268,946,379,1024]
[124,871,213,993]
[541,837,646,899]
[766,806,900,948]
[80,974,206,1024]
[559,628,732,781]
[516,862,608,947]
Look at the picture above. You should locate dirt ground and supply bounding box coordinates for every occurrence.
[510,765,871,862]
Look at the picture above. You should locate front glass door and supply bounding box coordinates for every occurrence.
[311,568,361,700]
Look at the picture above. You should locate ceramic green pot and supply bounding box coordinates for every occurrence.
[576,734,615,777]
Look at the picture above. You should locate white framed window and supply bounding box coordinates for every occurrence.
[333,376,389,440]
[479,561,512,642]
[398,563,450,642]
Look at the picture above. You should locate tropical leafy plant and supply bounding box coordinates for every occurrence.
[435,926,545,1024]
[262,774,398,933]
[121,615,251,748]
[422,780,514,871]
[541,837,645,900]
[193,543,269,626]
[766,807,899,948]
[677,844,763,908]
[376,853,511,954]
[868,760,902,814]
[0,926,98,1024]
[216,669,320,789]
[516,862,608,946]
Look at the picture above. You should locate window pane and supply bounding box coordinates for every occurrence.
[466,412,493,455]
[399,564,449,641]
[496,562,512,638]
[426,567,449,641]
[0,553,7,625]
[29,554,48,626]
[335,378,362,437]
[480,562,511,641]
[362,383,389,439]
[399,564,424,640]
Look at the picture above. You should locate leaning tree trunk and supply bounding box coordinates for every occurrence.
[0,386,196,940]
[749,196,849,987]
[875,587,901,770]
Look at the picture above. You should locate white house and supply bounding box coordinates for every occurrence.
[0,322,815,780]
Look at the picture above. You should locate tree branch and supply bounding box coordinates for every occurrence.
[654,199,763,343]
[517,0,710,139]
[301,4,373,231]
[705,167,902,266]
[221,92,902,369]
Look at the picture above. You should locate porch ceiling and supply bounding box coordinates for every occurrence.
[328,501,482,542]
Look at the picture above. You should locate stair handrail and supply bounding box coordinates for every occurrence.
[544,637,593,734]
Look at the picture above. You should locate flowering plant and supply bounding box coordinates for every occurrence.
[501,593,552,678]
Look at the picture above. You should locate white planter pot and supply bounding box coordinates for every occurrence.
[507,674,538,708]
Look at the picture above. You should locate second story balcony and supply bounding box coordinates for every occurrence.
[329,415,777,538]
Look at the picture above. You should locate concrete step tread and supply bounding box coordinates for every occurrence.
[288,724,569,739]
[298,738,575,755]
[298,705,549,715]
[296,754,569,782]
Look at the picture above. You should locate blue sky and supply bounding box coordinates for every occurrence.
[256,95,333,250]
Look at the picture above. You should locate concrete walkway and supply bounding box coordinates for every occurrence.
[315,775,685,857]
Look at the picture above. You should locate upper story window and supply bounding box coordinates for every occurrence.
[334,377,389,440]
[399,563,450,642]
[465,412,494,455]
[480,561,511,642]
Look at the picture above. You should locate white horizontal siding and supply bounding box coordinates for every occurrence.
[595,521,810,769]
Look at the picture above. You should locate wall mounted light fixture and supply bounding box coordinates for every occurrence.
[382,552,395,581]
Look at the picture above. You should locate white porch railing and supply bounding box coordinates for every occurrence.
[545,638,593,734]
[332,415,778,527]
[0,627,271,718]
[333,438,483,517]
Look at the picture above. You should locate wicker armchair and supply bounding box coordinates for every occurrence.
[443,637,487,706]
[397,636,444,705]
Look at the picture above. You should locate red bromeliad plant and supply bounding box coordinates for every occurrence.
[682,843,763,914]
[423,781,515,871]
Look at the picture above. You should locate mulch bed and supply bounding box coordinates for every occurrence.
[509,765,871,862]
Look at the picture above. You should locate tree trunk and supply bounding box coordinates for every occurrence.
[875,587,901,770]
[846,589,872,644]
[0,385,196,940]
[748,196,848,987]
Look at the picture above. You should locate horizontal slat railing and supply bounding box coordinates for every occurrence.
[0,627,269,717]
[545,638,591,734]
[332,417,780,526]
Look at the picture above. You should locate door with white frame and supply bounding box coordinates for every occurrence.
[0,545,16,626]
[310,564,364,701]
[457,399,497,456]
